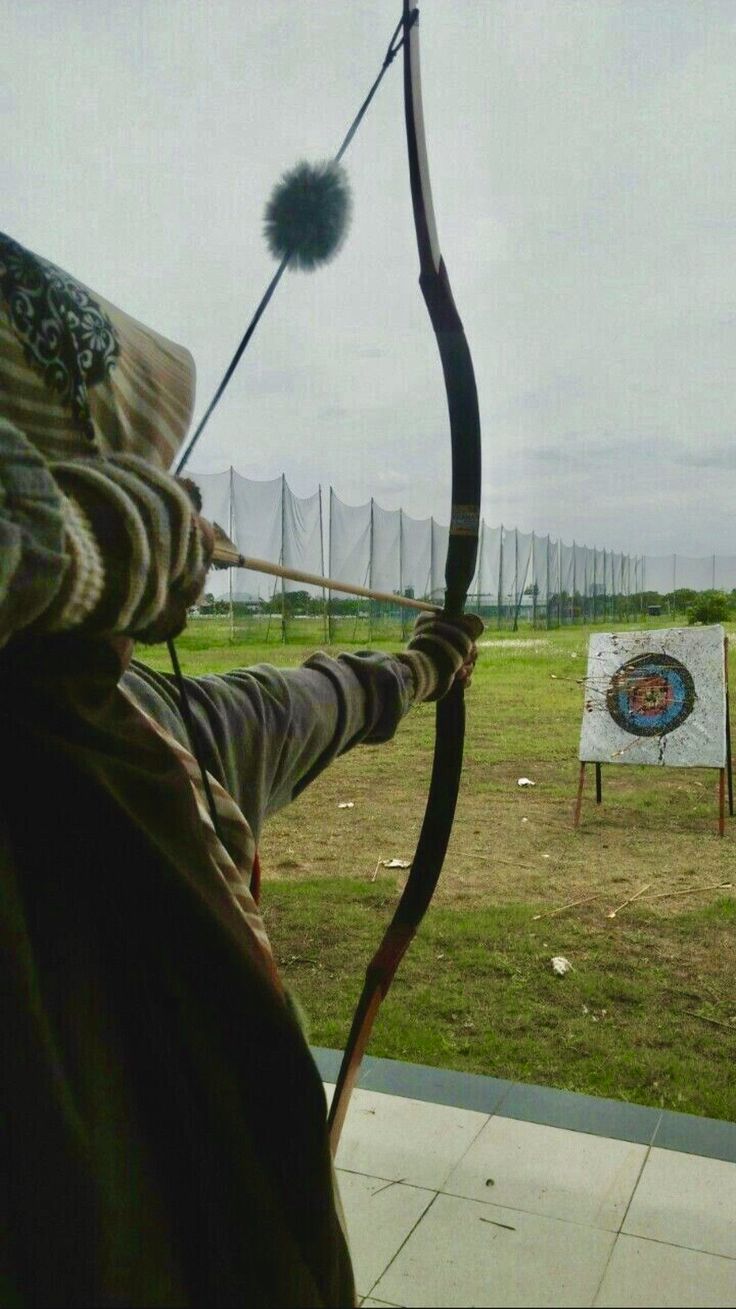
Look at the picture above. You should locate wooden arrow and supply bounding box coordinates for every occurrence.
[210,523,440,614]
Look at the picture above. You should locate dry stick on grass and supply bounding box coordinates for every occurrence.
[370,856,383,883]
[646,881,733,902]
[684,1011,736,1031]
[532,893,602,921]
[606,883,652,919]
[493,856,538,870]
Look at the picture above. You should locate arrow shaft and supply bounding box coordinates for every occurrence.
[211,541,440,613]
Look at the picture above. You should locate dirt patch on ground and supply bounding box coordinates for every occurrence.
[262,740,734,920]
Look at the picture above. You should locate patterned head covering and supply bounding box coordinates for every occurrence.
[0,231,195,471]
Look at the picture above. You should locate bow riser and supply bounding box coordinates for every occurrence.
[419,263,481,616]
[327,0,482,1153]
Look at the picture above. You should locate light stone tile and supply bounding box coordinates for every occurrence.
[443,1115,647,1230]
[335,1171,435,1299]
[623,1146,736,1259]
[372,1191,615,1308]
[594,1234,736,1307]
[334,1087,489,1190]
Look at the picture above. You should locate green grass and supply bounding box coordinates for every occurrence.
[264,882,736,1121]
[140,617,736,1120]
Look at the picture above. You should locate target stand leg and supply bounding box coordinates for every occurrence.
[725,636,733,817]
[595,763,602,805]
[719,768,726,838]
[573,762,586,828]
[726,711,734,817]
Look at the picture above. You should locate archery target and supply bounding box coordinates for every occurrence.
[579,625,727,767]
[605,654,695,738]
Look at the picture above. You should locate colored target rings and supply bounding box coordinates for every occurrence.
[606,653,695,738]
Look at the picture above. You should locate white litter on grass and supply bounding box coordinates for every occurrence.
[337,802,354,809]
[551,956,573,976]
[517,777,536,787]
[371,856,412,882]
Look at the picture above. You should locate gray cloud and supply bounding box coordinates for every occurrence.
[2,0,735,557]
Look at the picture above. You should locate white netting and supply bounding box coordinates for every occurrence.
[190,469,231,597]
[328,490,371,592]
[401,512,433,600]
[191,467,736,629]
[371,502,401,595]
[283,485,323,594]
[430,521,449,601]
[230,473,282,601]
[472,523,501,604]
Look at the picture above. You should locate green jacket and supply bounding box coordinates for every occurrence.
[0,635,420,1307]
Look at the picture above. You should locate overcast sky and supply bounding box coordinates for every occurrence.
[3,1,735,557]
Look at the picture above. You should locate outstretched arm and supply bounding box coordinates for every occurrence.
[124,613,481,844]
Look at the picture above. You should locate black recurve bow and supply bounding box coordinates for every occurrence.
[328,0,482,1153]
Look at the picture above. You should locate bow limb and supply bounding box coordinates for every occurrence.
[328,1,481,1153]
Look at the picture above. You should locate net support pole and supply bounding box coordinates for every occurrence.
[399,507,406,639]
[513,528,519,632]
[319,485,328,644]
[228,466,235,641]
[476,518,484,613]
[592,547,597,623]
[531,532,537,627]
[328,487,335,644]
[280,474,287,643]
[546,535,551,630]
[498,526,504,629]
[368,497,375,645]
[513,534,532,630]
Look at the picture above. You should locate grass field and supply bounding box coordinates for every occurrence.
[142,620,736,1120]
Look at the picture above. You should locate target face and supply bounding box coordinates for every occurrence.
[579,625,727,768]
[606,654,695,737]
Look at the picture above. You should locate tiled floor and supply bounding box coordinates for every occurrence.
[317,1055,736,1307]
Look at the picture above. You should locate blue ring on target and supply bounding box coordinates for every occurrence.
[606,653,695,738]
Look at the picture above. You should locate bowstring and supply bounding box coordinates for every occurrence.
[167,7,409,844]
[175,8,410,477]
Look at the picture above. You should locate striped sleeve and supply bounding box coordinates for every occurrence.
[0,418,71,646]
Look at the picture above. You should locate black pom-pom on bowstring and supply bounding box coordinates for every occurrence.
[263,160,352,271]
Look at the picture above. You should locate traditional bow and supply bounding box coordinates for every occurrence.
[327,0,482,1151]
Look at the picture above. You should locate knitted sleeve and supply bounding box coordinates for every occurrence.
[0,417,90,648]
[50,453,207,641]
[0,419,209,647]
